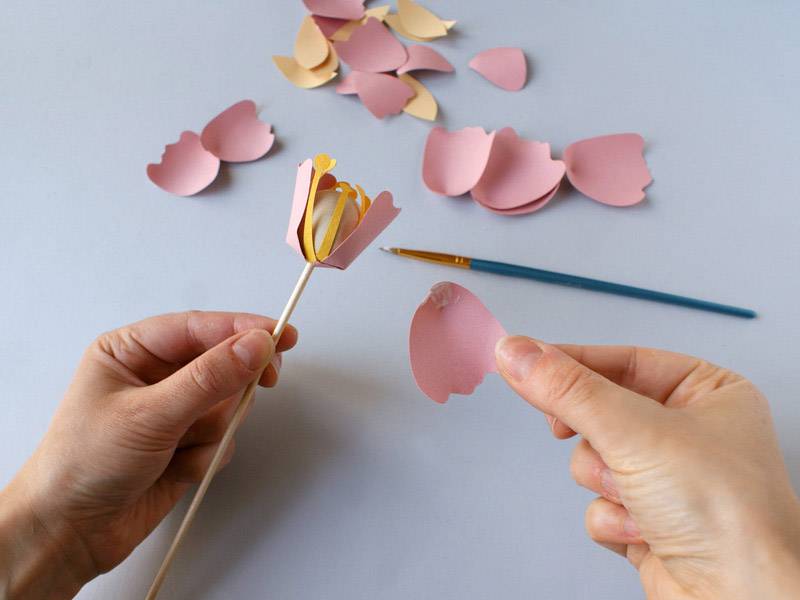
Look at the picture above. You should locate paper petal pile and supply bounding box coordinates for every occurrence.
[147,100,274,196]
[423,128,652,214]
[409,282,506,403]
[286,153,401,269]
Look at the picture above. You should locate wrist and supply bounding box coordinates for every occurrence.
[0,470,95,599]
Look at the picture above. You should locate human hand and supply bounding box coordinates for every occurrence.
[495,337,800,600]
[0,311,297,599]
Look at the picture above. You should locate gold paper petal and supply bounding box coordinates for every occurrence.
[273,45,338,89]
[385,13,441,42]
[397,0,447,38]
[329,5,391,42]
[294,15,330,69]
[400,74,437,121]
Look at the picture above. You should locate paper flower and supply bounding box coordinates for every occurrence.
[286,154,401,269]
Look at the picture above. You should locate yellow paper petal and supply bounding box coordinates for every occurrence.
[399,74,437,121]
[302,154,337,262]
[294,15,329,69]
[317,183,354,259]
[443,20,456,30]
[273,44,337,89]
[329,5,391,42]
[384,13,439,42]
[397,0,447,38]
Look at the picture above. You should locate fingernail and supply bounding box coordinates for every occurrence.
[233,330,273,370]
[600,468,620,502]
[623,515,640,538]
[496,336,543,382]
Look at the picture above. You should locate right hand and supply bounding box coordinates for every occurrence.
[495,336,800,600]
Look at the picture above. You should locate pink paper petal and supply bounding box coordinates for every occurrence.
[303,0,364,20]
[323,191,400,269]
[397,45,454,74]
[200,100,274,163]
[477,183,561,215]
[469,47,527,91]
[286,159,313,257]
[471,127,565,211]
[334,17,408,73]
[147,131,220,197]
[422,127,496,196]
[563,133,652,206]
[335,72,359,94]
[409,282,507,404]
[349,71,415,119]
[312,15,349,38]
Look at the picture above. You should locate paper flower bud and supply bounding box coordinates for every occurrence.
[312,188,361,252]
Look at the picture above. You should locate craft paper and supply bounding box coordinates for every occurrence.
[287,155,400,269]
[478,183,560,215]
[294,15,330,69]
[469,48,527,91]
[200,100,275,163]
[399,74,437,121]
[409,282,506,404]
[303,0,364,20]
[329,6,391,41]
[563,134,652,206]
[397,0,448,38]
[422,127,496,196]
[312,15,349,38]
[470,127,565,211]
[147,131,220,196]
[346,71,415,119]
[272,45,338,88]
[335,72,359,94]
[397,45,454,74]
[334,17,407,72]
[384,14,454,43]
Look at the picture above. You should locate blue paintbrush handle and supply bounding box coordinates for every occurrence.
[470,259,756,319]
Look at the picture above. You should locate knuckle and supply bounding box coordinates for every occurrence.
[188,358,224,396]
[548,361,602,411]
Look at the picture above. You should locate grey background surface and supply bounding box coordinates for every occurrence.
[1,1,799,598]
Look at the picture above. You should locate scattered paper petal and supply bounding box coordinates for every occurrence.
[470,127,565,211]
[409,282,507,404]
[334,17,407,72]
[478,183,561,215]
[294,15,330,69]
[469,48,527,91]
[397,0,447,39]
[384,13,436,42]
[312,15,348,38]
[335,72,359,94]
[399,74,437,121]
[422,127,496,196]
[272,46,338,88]
[200,100,274,163]
[303,0,364,20]
[147,131,220,197]
[349,71,415,119]
[330,6,391,41]
[563,134,652,206]
[397,45,454,75]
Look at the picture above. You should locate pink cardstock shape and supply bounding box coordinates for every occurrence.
[286,159,401,269]
[471,127,565,211]
[397,45,454,74]
[409,282,507,404]
[303,0,364,20]
[200,100,275,163]
[469,47,527,91]
[346,71,415,118]
[563,133,652,206]
[334,17,408,73]
[146,131,220,196]
[335,72,359,94]
[477,183,561,215]
[422,127,496,196]
[312,15,349,38]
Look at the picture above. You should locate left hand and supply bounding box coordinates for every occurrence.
[0,311,298,599]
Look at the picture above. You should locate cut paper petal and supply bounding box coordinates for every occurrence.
[294,15,330,69]
[397,0,447,38]
[272,47,338,88]
[397,45,454,75]
[350,71,415,119]
[409,282,507,404]
[399,74,437,121]
[470,127,565,210]
[478,183,560,216]
[563,134,652,206]
[469,48,527,91]
[303,0,364,20]
[334,17,407,72]
[422,127,496,196]
[384,14,435,42]
[335,72,359,94]
[200,100,274,163]
[330,6,391,41]
[147,131,221,197]
[286,159,314,255]
[313,15,349,38]
[323,191,400,269]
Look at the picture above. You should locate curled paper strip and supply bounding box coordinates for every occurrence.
[409,282,506,404]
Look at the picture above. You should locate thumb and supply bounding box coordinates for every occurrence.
[495,336,662,454]
[145,328,275,430]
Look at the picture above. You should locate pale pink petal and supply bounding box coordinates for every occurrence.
[470,127,565,211]
[147,131,220,196]
[476,183,561,215]
[469,47,527,91]
[422,126,496,196]
[335,72,359,94]
[409,282,507,404]
[323,191,400,269]
[200,100,274,163]
[303,0,364,20]
[350,71,415,119]
[563,134,652,207]
[397,45,454,74]
[312,15,348,38]
[333,17,408,73]
[285,159,313,256]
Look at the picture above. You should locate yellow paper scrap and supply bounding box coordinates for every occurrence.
[303,154,337,262]
[399,74,437,121]
[294,15,330,69]
[385,13,444,42]
[273,42,338,89]
[330,5,391,42]
[397,0,447,38]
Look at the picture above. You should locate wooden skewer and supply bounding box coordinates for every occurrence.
[145,261,316,600]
